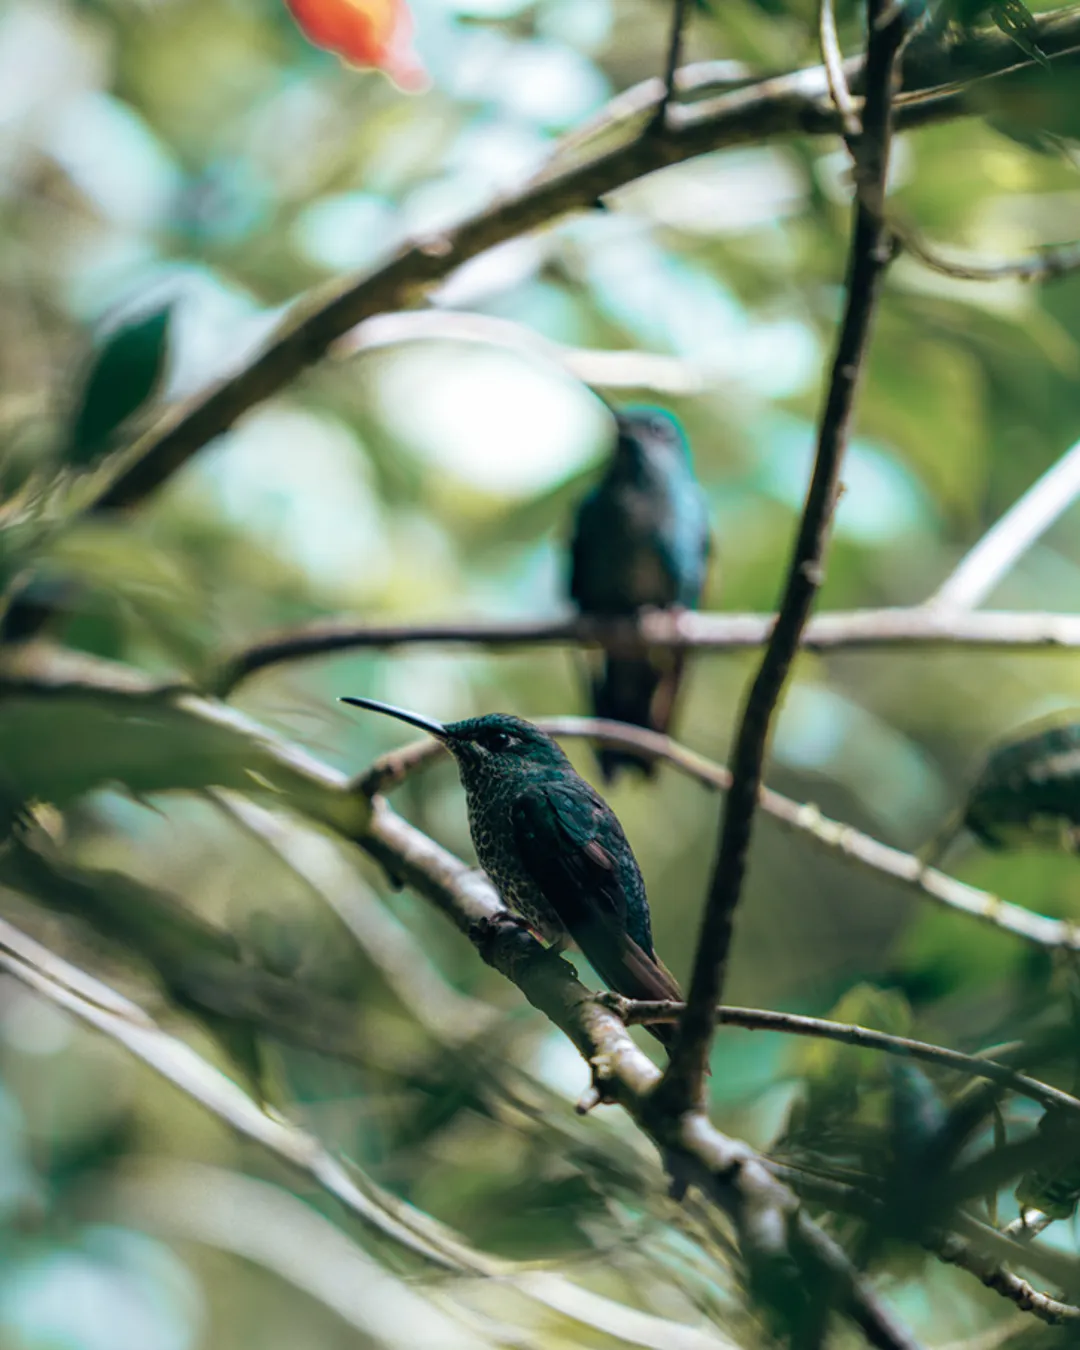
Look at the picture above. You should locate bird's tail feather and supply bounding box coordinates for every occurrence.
[587,929,686,1052]
[592,653,687,784]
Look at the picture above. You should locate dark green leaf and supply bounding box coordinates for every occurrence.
[989,0,1049,65]
[66,305,171,468]
[0,646,367,835]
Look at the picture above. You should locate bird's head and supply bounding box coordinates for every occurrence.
[340,699,571,789]
[613,406,691,472]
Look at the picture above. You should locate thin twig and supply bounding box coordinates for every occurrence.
[216,606,1080,693]
[929,435,1080,611]
[614,999,1080,1116]
[355,715,1080,950]
[820,0,862,136]
[656,0,906,1114]
[1003,1209,1056,1240]
[896,223,1080,284]
[210,789,496,1044]
[934,1228,1080,1325]
[331,310,710,394]
[652,0,693,129]
[0,916,473,1271]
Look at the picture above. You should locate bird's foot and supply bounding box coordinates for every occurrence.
[594,990,632,1018]
[470,911,536,966]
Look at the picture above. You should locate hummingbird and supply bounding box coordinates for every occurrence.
[922,717,1080,866]
[341,698,682,1046]
[569,406,711,784]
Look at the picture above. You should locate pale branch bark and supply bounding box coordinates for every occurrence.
[658,0,906,1115]
[215,606,1080,692]
[816,0,1080,285]
[331,310,710,393]
[612,999,1080,1117]
[112,1161,738,1350]
[0,912,472,1272]
[934,1229,1080,1325]
[929,435,1080,611]
[820,0,862,137]
[0,644,1069,1341]
[360,798,923,1350]
[893,226,1080,284]
[67,8,1080,531]
[1003,1209,1055,1240]
[210,789,497,1044]
[0,913,741,1350]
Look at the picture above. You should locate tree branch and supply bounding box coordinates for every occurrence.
[653,0,694,129]
[64,11,1080,530]
[657,0,906,1114]
[0,909,743,1350]
[4,647,1072,953]
[820,0,862,137]
[614,999,1080,1116]
[357,714,1080,949]
[0,911,472,1271]
[331,309,711,394]
[215,606,1080,692]
[928,435,1080,611]
[934,1228,1080,1325]
[894,224,1080,284]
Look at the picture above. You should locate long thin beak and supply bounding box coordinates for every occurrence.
[339,696,447,739]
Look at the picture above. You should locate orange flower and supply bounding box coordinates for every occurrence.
[284,0,428,91]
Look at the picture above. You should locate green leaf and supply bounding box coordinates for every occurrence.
[0,645,368,836]
[988,0,1049,66]
[1015,1110,1080,1219]
[33,521,213,672]
[66,305,171,468]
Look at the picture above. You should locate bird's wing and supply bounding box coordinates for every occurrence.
[510,785,681,1005]
[656,480,712,609]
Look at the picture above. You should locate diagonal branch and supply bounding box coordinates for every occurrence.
[56,12,1080,530]
[656,0,907,1114]
[357,714,1080,949]
[820,0,862,137]
[929,434,1080,611]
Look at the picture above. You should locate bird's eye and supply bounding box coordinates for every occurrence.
[485,731,514,752]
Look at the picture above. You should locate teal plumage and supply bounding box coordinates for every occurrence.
[341,699,681,1046]
[570,407,711,782]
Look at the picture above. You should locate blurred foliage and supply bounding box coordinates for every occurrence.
[1,0,1080,1345]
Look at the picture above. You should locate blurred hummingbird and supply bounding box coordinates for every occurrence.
[570,406,711,783]
[341,698,682,1046]
[921,717,1080,867]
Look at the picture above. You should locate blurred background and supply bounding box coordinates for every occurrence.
[1,0,1080,1345]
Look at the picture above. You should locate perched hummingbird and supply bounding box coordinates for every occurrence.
[569,406,711,783]
[342,698,682,1045]
[922,717,1080,866]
